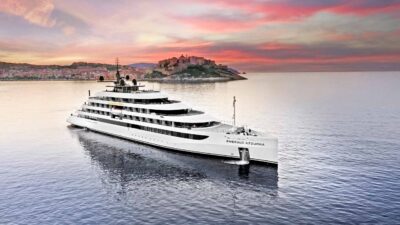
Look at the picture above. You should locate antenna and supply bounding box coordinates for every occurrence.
[233,96,236,126]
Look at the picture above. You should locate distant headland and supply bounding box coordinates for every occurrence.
[144,55,246,82]
[0,56,246,82]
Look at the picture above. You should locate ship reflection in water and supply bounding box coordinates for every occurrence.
[70,126,278,201]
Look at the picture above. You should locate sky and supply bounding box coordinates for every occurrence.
[0,0,399,72]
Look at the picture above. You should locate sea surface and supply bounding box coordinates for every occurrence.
[1,72,400,224]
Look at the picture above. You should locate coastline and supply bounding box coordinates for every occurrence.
[0,77,248,83]
[0,79,99,82]
[141,76,247,83]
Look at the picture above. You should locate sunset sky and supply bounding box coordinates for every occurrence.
[0,0,399,71]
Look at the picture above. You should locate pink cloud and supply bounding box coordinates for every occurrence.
[174,15,261,32]
[329,1,400,16]
[176,0,400,32]
[0,0,55,27]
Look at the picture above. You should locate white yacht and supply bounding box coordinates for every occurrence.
[67,66,278,165]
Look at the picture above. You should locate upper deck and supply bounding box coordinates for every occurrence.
[96,90,169,100]
[101,78,169,100]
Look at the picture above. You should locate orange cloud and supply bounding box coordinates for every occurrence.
[62,25,76,36]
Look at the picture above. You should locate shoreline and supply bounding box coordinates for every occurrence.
[0,79,99,82]
[0,77,247,83]
[141,77,247,83]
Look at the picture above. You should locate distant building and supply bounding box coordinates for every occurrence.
[154,55,219,76]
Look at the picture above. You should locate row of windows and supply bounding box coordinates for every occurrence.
[84,107,219,128]
[84,109,173,126]
[85,109,111,116]
[92,96,177,105]
[88,102,189,115]
[85,117,209,140]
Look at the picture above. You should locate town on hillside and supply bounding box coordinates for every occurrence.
[0,62,146,81]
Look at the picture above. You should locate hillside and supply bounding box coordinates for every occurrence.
[129,63,157,69]
[0,61,131,70]
[144,55,246,82]
[0,61,141,80]
[0,57,246,82]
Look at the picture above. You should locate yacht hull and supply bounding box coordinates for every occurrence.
[67,115,278,165]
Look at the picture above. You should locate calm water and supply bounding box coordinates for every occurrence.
[1,72,400,224]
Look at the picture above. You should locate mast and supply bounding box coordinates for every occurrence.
[115,57,121,82]
[233,96,236,126]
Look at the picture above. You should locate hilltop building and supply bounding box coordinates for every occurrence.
[155,55,217,76]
